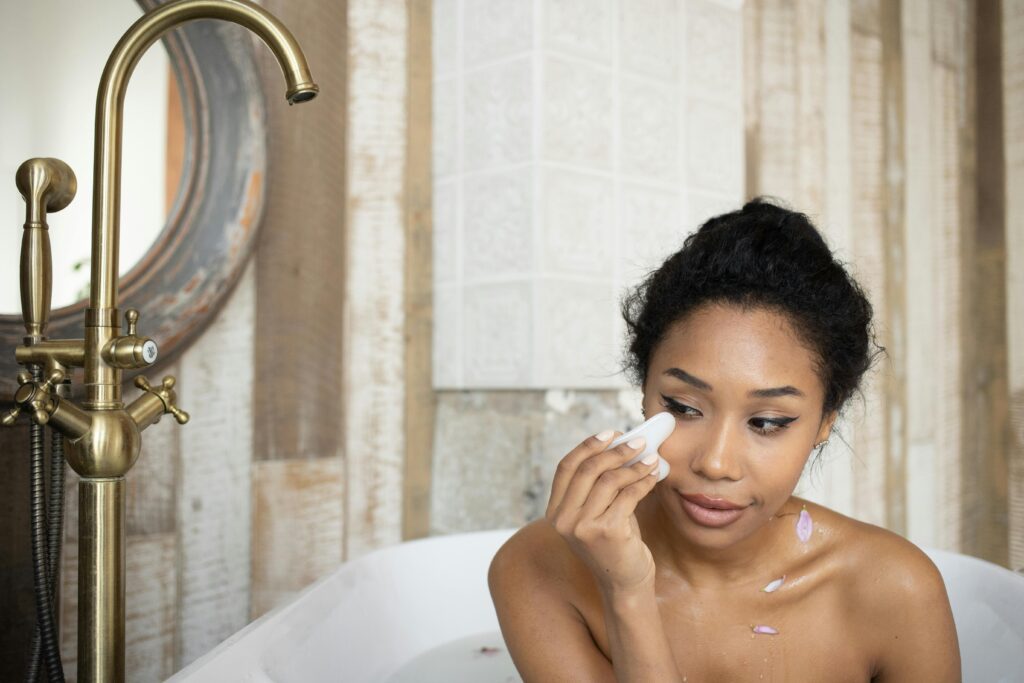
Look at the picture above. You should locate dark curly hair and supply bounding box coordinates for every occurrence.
[620,197,885,428]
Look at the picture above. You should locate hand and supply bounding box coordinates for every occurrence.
[545,429,662,594]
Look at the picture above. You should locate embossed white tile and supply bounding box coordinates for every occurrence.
[544,0,613,63]
[686,99,742,194]
[464,58,533,171]
[542,167,613,276]
[621,0,678,80]
[620,184,683,285]
[535,278,619,388]
[433,0,457,77]
[686,0,741,104]
[464,167,533,280]
[543,56,613,168]
[434,180,457,285]
[433,284,461,388]
[463,282,532,386]
[464,0,533,65]
[433,76,457,178]
[620,77,678,182]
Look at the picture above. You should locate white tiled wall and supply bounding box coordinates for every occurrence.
[433,0,745,389]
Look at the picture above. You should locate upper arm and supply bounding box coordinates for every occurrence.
[868,543,961,682]
[488,525,617,683]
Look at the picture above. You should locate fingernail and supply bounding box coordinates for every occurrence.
[627,437,645,449]
[596,429,614,441]
[641,453,657,465]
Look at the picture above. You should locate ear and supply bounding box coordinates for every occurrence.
[816,409,838,443]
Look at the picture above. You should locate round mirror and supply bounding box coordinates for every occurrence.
[0,0,269,395]
[0,0,185,312]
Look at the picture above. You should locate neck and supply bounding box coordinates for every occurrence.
[637,491,804,591]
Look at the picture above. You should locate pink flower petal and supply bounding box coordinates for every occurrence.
[752,625,779,635]
[796,507,813,542]
[761,575,786,593]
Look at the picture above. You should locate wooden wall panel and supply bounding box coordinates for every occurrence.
[126,361,180,537]
[960,0,1010,565]
[743,0,1023,563]
[930,10,965,552]
[903,0,941,547]
[816,0,856,518]
[0,424,38,681]
[403,0,435,542]
[343,0,408,560]
[849,1,889,528]
[124,533,177,681]
[1005,0,1024,572]
[881,0,908,537]
[746,0,799,201]
[175,262,255,668]
[796,0,828,220]
[252,0,348,465]
[250,458,344,618]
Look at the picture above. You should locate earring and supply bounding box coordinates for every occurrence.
[641,407,647,418]
[814,439,830,449]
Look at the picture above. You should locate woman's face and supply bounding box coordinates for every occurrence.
[641,302,836,549]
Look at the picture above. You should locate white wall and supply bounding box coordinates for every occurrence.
[0,0,168,312]
[432,0,745,390]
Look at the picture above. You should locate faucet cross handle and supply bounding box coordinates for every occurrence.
[134,375,190,425]
[2,365,65,426]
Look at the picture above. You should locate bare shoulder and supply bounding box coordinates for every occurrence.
[489,517,581,590]
[812,503,961,681]
[488,519,618,683]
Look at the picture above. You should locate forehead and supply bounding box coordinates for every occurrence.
[647,304,821,393]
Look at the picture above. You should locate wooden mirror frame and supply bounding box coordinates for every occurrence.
[0,0,268,396]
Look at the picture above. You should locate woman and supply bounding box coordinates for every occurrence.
[488,198,961,682]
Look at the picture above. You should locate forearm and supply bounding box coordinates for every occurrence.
[600,582,683,683]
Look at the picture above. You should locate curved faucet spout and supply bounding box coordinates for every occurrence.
[90,0,318,313]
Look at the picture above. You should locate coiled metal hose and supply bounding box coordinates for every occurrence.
[25,364,65,682]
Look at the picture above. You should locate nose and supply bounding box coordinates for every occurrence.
[689,417,743,481]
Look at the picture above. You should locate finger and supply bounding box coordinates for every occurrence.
[546,430,620,518]
[598,463,661,522]
[578,456,660,521]
[556,437,648,518]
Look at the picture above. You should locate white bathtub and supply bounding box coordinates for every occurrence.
[169,528,1024,682]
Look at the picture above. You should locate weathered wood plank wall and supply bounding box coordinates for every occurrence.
[1005,0,1024,572]
[250,0,349,621]
[342,0,409,562]
[745,0,1019,567]
[404,0,436,542]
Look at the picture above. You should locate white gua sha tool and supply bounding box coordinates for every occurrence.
[607,411,675,482]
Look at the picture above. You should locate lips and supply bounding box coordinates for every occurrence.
[679,493,747,510]
[677,492,748,528]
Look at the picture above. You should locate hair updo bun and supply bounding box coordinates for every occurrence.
[619,196,885,420]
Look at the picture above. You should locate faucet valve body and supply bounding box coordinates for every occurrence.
[102,309,159,369]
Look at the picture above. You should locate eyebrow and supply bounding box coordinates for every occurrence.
[662,367,806,399]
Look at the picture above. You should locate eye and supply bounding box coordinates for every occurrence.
[660,395,701,418]
[660,395,797,436]
[749,417,796,436]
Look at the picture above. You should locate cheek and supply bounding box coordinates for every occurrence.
[744,450,812,503]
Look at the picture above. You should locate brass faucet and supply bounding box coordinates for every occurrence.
[4,1,317,680]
